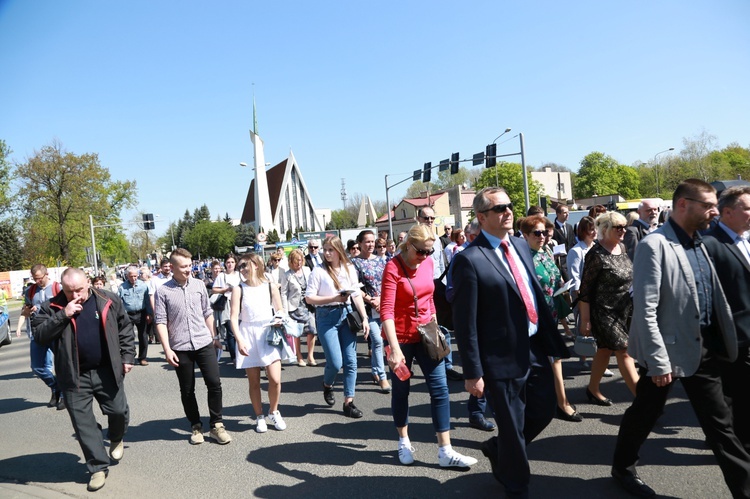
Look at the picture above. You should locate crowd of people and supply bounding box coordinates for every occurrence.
[13,179,750,497]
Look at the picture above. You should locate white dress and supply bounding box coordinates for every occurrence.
[235,282,282,369]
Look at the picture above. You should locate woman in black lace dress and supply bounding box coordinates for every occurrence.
[578,212,639,406]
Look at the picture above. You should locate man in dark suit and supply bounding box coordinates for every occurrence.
[452,187,568,498]
[552,204,576,279]
[623,199,660,261]
[704,185,750,454]
[304,238,322,270]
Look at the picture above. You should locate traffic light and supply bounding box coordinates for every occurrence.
[438,159,449,172]
[485,144,497,168]
[413,169,421,181]
[450,152,460,174]
[422,162,431,183]
[143,213,155,230]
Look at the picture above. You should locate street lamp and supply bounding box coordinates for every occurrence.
[492,128,512,187]
[653,147,675,197]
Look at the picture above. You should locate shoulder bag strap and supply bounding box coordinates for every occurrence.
[394,255,420,321]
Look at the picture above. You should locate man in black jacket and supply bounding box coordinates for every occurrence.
[623,199,660,261]
[34,268,134,492]
[704,185,750,454]
[552,204,576,279]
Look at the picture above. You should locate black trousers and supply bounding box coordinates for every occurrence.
[613,349,750,498]
[173,344,223,428]
[127,310,148,362]
[64,365,129,474]
[721,345,750,454]
[484,335,555,498]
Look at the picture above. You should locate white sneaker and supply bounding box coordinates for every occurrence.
[255,416,267,433]
[603,369,614,377]
[269,410,287,431]
[439,450,478,468]
[398,444,415,465]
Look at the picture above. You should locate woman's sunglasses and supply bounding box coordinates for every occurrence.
[411,244,435,256]
[530,230,546,237]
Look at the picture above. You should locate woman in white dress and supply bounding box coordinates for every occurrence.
[230,253,287,433]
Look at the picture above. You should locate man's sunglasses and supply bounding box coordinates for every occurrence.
[308,246,319,250]
[481,202,513,214]
[411,244,435,256]
[419,216,436,221]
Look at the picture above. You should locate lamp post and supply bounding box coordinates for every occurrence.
[491,128,512,187]
[653,147,675,196]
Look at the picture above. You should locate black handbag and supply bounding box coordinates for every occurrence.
[211,294,227,311]
[396,256,450,361]
[345,297,364,333]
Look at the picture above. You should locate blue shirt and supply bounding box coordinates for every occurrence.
[118,280,151,314]
[669,218,712,328]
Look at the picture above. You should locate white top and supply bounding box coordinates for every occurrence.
[212,271,241,300]
[306,264,361,299]
[567,240,593,293]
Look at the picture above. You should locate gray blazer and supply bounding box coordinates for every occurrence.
[628,221,737,378]
[279,267,311,313]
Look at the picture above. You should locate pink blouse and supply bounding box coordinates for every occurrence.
[380,254,436,344]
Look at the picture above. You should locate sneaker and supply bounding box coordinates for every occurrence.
[109,440,124,461]
[603,369,614,377]
[87,470,107,492]
[439,450,478,469]
[269,410,287,431]
[255,416,268,433]
[398,444,416,465]
[189,424,204,445]
[343,401,363,418]
[210,423,232,444]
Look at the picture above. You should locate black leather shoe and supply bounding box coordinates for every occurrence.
[56,395,66,411]
[48,391,57,408]
[323,385,335,406]
[480,438,501,484]
[469,416,496,431]
[611,466,656,497]
[343,402,363,418]
[445,368,463,381]
[586,388,613,406]
[555,405,583,422]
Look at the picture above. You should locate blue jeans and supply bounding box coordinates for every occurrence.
[442,327,455,369]
[368,318,386,381]
[391,341,450,432]
[316,305,358,398]
[30,339,58,393]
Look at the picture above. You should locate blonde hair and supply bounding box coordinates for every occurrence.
[398,224,436,253]
[288,248,304,267]
[240,253,268,284]
[595,211,627,240]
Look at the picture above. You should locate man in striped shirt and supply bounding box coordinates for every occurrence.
[154,248,231,446]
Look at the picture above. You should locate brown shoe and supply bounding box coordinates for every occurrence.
[139,359,149,366]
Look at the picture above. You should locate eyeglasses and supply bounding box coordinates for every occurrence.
[308,246,319,250]
[530,230,546,237]
[481,202,513,214]
[410,243,435,256]
[684,197,718,211]
[613,225,627,231]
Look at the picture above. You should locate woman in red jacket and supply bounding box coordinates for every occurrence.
[380,224,477,469]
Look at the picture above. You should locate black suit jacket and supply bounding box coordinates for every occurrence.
[704,226,750,347]
[451,232,568,381]
[623,219,650,261]
[304,254,318,271]
[552,221,576,251]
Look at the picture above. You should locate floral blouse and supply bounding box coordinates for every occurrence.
[531,248,563,319]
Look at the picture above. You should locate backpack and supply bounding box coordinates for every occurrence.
[26,281,62,305]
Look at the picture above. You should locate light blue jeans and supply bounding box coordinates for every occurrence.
[30,339,58,394]
[368,318,386,381]
[316,305,358,398]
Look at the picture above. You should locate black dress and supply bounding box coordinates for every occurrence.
[578,242,633,351]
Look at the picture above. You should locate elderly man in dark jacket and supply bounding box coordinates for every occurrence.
[33,267,135,492]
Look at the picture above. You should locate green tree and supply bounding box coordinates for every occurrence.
[15,141,136,265]
[330,209,357,229]
[0,139,12,214]
[0,220,23,270]
[474,162,544,220]
[235,223,256,247]
[183,220,236,259]
[97,226,131,266]
[267,229,280,244]
[574,152,640,199]
[193,204,211,223]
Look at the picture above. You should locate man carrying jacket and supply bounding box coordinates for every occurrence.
[33,267,134,492]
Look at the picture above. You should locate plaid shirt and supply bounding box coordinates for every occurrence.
[154,277,213,351]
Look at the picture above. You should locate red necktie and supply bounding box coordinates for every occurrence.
[500,240,538,324]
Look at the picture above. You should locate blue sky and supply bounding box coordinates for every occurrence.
[2,1,748,235]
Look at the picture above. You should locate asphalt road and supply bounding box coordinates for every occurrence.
[0,308,731,498]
